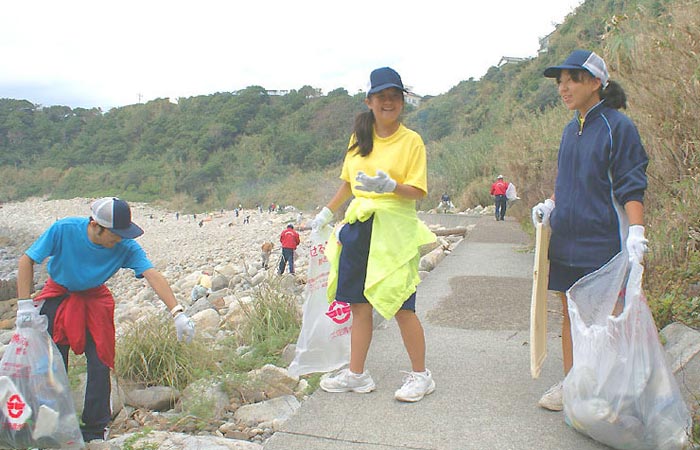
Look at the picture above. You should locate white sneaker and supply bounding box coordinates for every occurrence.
[538,381,563,411]
[394,369,436,402]
[320,368,376,393]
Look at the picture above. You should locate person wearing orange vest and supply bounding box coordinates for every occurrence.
[490,174,510,221]
[278,224,300,274]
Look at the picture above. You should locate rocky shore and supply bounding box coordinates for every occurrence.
[0,198,480,449]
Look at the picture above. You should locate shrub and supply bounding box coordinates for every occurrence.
[115,314,213,390]
[236,277,301,352]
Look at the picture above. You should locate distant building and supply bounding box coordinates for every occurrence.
[405,91,422,107]
[497,56,529,68]
[538,31,554,54]
[266,89,291,96]
[397,85,421,107]
[265,88,322,98]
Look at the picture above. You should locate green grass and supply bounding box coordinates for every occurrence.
[121,428,158,450]
[113,277,304,424]
[115,314,215,390]
[235,277,302,352]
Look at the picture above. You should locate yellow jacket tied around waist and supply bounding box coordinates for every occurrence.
[325,196,436,319]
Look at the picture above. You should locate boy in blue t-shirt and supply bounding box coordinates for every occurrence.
[16,197,195,443]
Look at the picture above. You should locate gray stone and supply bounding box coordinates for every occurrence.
[248,365,298,399]
[124,385,179,411]
[191,308,221,332]
[104,430,262,449]
[661,322,700,373]
[180,378,230,420]
[0,277,17,302]
[188,296,214,316]
[208,288,229,303]
[211,274,229,291]
[661,322,700,408]
[281,344,296,366]
[233,395,301,427]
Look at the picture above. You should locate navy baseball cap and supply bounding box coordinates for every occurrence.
[367,67,407,96]
[544,50,609,87]
[91,197,144,239]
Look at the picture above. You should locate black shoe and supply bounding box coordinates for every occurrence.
[82,430,106,443]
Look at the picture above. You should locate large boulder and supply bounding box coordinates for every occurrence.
[661,322,700,408]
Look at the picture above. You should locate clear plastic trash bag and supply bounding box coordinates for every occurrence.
[563,253,691,450]
[505,183,519,202]
[0,300,84,449]
[288,225,352,377]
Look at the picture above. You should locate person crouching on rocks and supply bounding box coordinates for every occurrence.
[261,241,273,270]
[16,197,195,443]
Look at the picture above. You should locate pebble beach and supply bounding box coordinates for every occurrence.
[0,197,475,448]
[0,197,317,329]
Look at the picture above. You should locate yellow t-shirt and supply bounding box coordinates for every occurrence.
[326,123,435,319]
[340,124,427,197]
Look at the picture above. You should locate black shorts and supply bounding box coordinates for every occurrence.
[335,215,416,311]
[548,261,599,292]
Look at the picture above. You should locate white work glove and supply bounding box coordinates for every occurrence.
[626,225,648,264]
[174,313,195,343]
[355,170,397,193]
[532,199,555,227]
[310,207,333,232]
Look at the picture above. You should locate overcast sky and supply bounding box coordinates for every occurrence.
[1,0,583,110]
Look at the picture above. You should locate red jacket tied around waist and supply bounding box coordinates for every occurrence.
[35,278,116,369]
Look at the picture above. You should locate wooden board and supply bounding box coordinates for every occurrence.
[530,223,551,379]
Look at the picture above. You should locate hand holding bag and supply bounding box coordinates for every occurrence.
[287,225,352,377]
[0,300,84,448]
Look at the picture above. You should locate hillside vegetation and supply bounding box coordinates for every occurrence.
[0,0,698,328]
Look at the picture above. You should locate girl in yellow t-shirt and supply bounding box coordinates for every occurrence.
[310,67,436,402]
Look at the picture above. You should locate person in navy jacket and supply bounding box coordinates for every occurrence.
[531,50,649,411]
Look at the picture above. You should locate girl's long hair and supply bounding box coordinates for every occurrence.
[348,110,375,156]
[600,80,627,110]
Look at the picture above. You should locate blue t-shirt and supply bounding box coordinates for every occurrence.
[25,217,154,291]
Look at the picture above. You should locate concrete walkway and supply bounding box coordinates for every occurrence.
[264,215,610,450]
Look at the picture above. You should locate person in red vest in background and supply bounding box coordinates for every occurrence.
[490,174,510,221]
[278,224,300,274]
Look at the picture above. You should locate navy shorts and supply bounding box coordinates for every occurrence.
[548,261,599,292]
[336,215,416,311]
